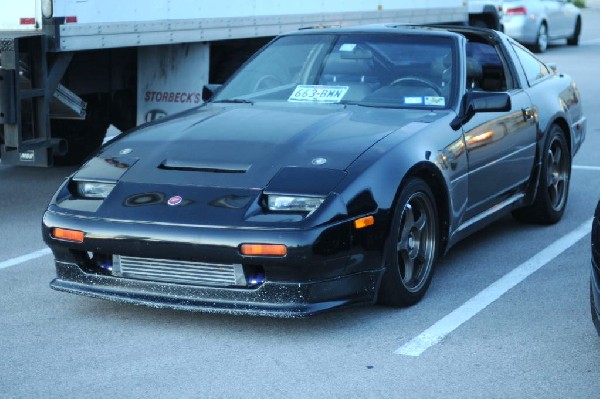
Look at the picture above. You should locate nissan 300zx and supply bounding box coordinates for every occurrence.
[42,25,586,316]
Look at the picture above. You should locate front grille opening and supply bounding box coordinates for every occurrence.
[80,253,267,289]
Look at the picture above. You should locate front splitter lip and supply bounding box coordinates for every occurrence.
[50,261,383,318]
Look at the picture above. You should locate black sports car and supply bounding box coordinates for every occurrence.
[42,25,586,317]
[591,201,600,335]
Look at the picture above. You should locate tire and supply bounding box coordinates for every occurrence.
[471,19,490,29]
[532,23,548,53]
[567,18,581,46]
[52,95,109,166]
[592,282,600,337]
[0,128,3,161]
[378,178,439,307]
[512,124,571,224]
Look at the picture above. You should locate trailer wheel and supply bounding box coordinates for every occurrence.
[52,95,109,166]
[470,17,490,29]
[0,127,4,160]
[110,89,137,133]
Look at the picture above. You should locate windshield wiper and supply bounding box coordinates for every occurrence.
[212,99,254,104]
[340,100,395,109]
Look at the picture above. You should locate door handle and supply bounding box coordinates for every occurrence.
[522,107,535,122]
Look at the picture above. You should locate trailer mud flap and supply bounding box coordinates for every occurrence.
[0,147,48,165]
[0,67,17,124]
[137,43,209,125]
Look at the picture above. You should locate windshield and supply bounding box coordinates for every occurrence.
[214,33,457,109]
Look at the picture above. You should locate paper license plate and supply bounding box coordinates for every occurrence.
[288,85,349,103]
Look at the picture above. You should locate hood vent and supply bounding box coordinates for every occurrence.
[159,159,251,173]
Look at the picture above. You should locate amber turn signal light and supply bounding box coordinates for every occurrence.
[240,243,287,256]
[51,228,84,243]
[354,216,375,229]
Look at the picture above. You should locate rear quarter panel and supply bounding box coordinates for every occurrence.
[503,36,585,158]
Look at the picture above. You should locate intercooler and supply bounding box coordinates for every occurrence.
[112,255,247,287]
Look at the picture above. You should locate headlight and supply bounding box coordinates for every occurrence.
[75,181,116,199]
[267,195,325,213]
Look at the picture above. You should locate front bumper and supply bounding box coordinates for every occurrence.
[43,208,387,317]
[51,261,382,317]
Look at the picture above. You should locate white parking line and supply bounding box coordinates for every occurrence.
[0,248,52,271]
[573,165,600,171]
[395,218,593,357]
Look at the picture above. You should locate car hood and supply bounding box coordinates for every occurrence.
[98,103,443,190]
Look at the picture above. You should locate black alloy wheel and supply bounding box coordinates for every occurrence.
[513,124,571,224]
[378,178,439,307]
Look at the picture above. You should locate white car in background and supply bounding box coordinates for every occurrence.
[503,0,582,52]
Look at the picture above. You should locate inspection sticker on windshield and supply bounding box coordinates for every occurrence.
[288,85,349,103]
[424,96,446,106]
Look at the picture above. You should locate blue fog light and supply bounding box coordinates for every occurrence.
[247,273,265,286]
[92,254,113,272]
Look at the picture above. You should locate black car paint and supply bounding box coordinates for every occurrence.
[42,26,586,316]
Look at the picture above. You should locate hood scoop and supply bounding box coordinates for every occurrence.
[158,159,251,173]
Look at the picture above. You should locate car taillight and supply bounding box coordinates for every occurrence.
[506,6,527,16]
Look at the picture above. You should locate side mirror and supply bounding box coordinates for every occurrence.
[450,91,511,130]
[547,62,559,75]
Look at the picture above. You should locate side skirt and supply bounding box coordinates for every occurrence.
[446,192,525,251]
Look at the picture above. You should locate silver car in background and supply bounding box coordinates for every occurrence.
[503,0,582,52]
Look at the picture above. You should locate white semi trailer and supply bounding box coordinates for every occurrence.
[0,0,470,166]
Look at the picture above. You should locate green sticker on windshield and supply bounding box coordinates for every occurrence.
[424,96,446,106]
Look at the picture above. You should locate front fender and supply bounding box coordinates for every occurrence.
[336,114,468,252]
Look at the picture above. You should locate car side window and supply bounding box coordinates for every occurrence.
[465,41,512,92]
[511,42,550,86]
